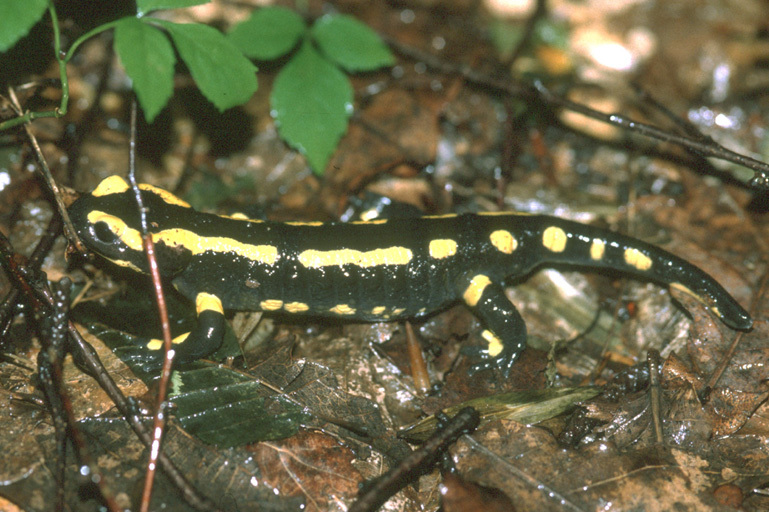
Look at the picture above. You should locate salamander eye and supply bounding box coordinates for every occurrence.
[92,221,118,244]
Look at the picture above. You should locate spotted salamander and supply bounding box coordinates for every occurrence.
[68,176,753,375]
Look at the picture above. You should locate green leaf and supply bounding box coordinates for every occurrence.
[115,18,175,122]
[489,19,525,62]
[137,0,209,16]
[534,18,570,49]
[228,6,306,61]
[157,20,258,112]
[0,0,48,53]
[311,14,394,72]
[271,41,352,174]
[170,365,309,446]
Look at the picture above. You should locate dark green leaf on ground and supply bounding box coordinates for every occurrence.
[170,365,309,447]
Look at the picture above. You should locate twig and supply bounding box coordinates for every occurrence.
[6,86,82,251]
[0,218,219,511]
[385,39,769,189]
[123,99,180,512]
[647,349,664,445]
[349,407,480,512]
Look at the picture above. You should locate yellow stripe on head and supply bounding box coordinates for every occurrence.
[87,211,143,249]
[139,184,191,208]
[85,211,280,266]
[92,176,129,197]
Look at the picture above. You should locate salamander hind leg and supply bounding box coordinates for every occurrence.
[457,273,527,378]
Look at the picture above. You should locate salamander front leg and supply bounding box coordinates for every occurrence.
[458,274,527,378]
[144,292,225,368]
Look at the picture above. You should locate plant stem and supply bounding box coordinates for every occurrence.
[63,19,121,63]
[48,3,69,116]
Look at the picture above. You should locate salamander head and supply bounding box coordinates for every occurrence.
[68,176,191,275]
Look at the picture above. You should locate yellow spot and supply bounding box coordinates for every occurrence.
[669,282,720,318]
[139,184,191,208]
[147,332,189,351]
[481,330,504,357]
[590,239,605,260]
[670,282,696,297]
[371,306,386,315]
[260,299,284,311]
[285,221,323,226]
[106,258,143,273]
[298,247,412,268]
[350,219,388,225]
[162,229,278,265]
[463,274,492,307]
[543,226,568,252]
[223,213,263,223]
[173,333,189,345]
[392,308,405,316]
[624,247,652,271]
[489,230,517,254]
[196,293,223,314]
[92,175,129,197]
[87,211,280,266]
[478,211,531,217]
[429,239,458,259]
[330,304,356,315]
[284,302,310,313]
[423,214,458,219]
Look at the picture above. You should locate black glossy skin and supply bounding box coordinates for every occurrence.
[68,178,753,374]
